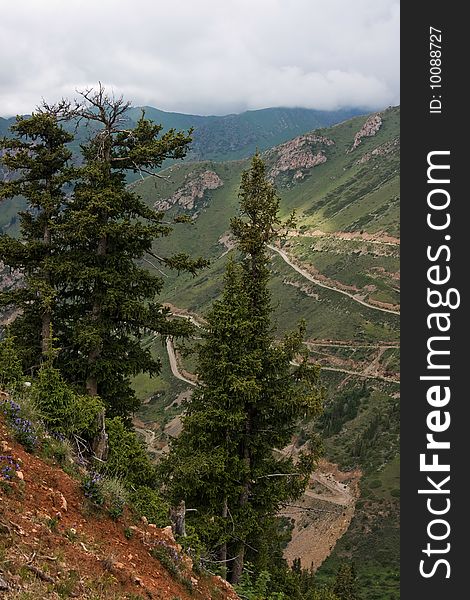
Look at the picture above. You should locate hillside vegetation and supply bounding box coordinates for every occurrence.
[0,392,240,599]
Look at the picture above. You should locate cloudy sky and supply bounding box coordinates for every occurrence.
[0,0,399,117]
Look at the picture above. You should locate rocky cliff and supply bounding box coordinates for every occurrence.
[348,113,383,152]
[267,133,334,182]
[155,170,223,212]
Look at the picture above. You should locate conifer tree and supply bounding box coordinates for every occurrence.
[0,103,76,362]
[332,563,358,600]
[163,154,323,584]
[52,85,205,417]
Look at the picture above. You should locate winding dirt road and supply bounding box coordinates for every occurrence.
[320,365,399,384]
[166,339,196,387]
[267,244,400,315]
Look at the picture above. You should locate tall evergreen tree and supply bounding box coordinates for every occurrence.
[163,154,323,584]
[52,85,205,417]
[0,104,76,363]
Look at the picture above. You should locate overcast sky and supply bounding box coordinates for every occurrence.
[0,0,399,117]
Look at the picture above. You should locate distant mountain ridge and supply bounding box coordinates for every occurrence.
[1,105,362,163]
[126,105,363,161]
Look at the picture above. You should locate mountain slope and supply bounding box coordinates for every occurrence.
[1,105,361,164]
[0,407,239,599]
[0,105,361,235]
[127,106,363,161]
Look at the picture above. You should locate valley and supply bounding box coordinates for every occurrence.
[127,107,400,598]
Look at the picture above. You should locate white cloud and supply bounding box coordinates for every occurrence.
[0,0,399,116]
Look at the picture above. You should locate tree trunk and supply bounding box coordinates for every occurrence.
[41,311,51,355]
[86,234,107,396]
[85,362,99,396]
[86,129,111,443]
[229,410,253,585]
[91,407,108,461]
[218,497,228,577]
[229,541,245,585]
[170,500,186,537]
[41,215,52,356]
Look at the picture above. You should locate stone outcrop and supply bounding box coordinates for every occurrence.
[355,137,400,164]
[268,133,334,181]
[155,170,223,211]
[348,114,383,152]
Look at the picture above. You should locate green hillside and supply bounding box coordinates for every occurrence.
[134,107,400,326]
[127,106,362,161]
[1,104,360,164]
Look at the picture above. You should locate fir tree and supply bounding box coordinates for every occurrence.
[52,85,205,417]
[0,103,77,362]
[163,154,323,584]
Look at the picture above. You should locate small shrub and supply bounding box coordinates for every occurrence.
[31,363,75,433]
[99,476,129,520]
[41,434,74,467]
[82,472,128,519]
[235,566,285,600]
[32,362,104,437]
[130,486,169,527]
[105,417,156,487]
[151,543,179,578]
[64,528,78,542]
[0,397,22,421]
[151,542,193,591]
[82,472,105,506]
[55,569,79,598]
[10,416,38,452]
[178,525,205,566]
[0,332,24,390]
[46,516,59,532]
